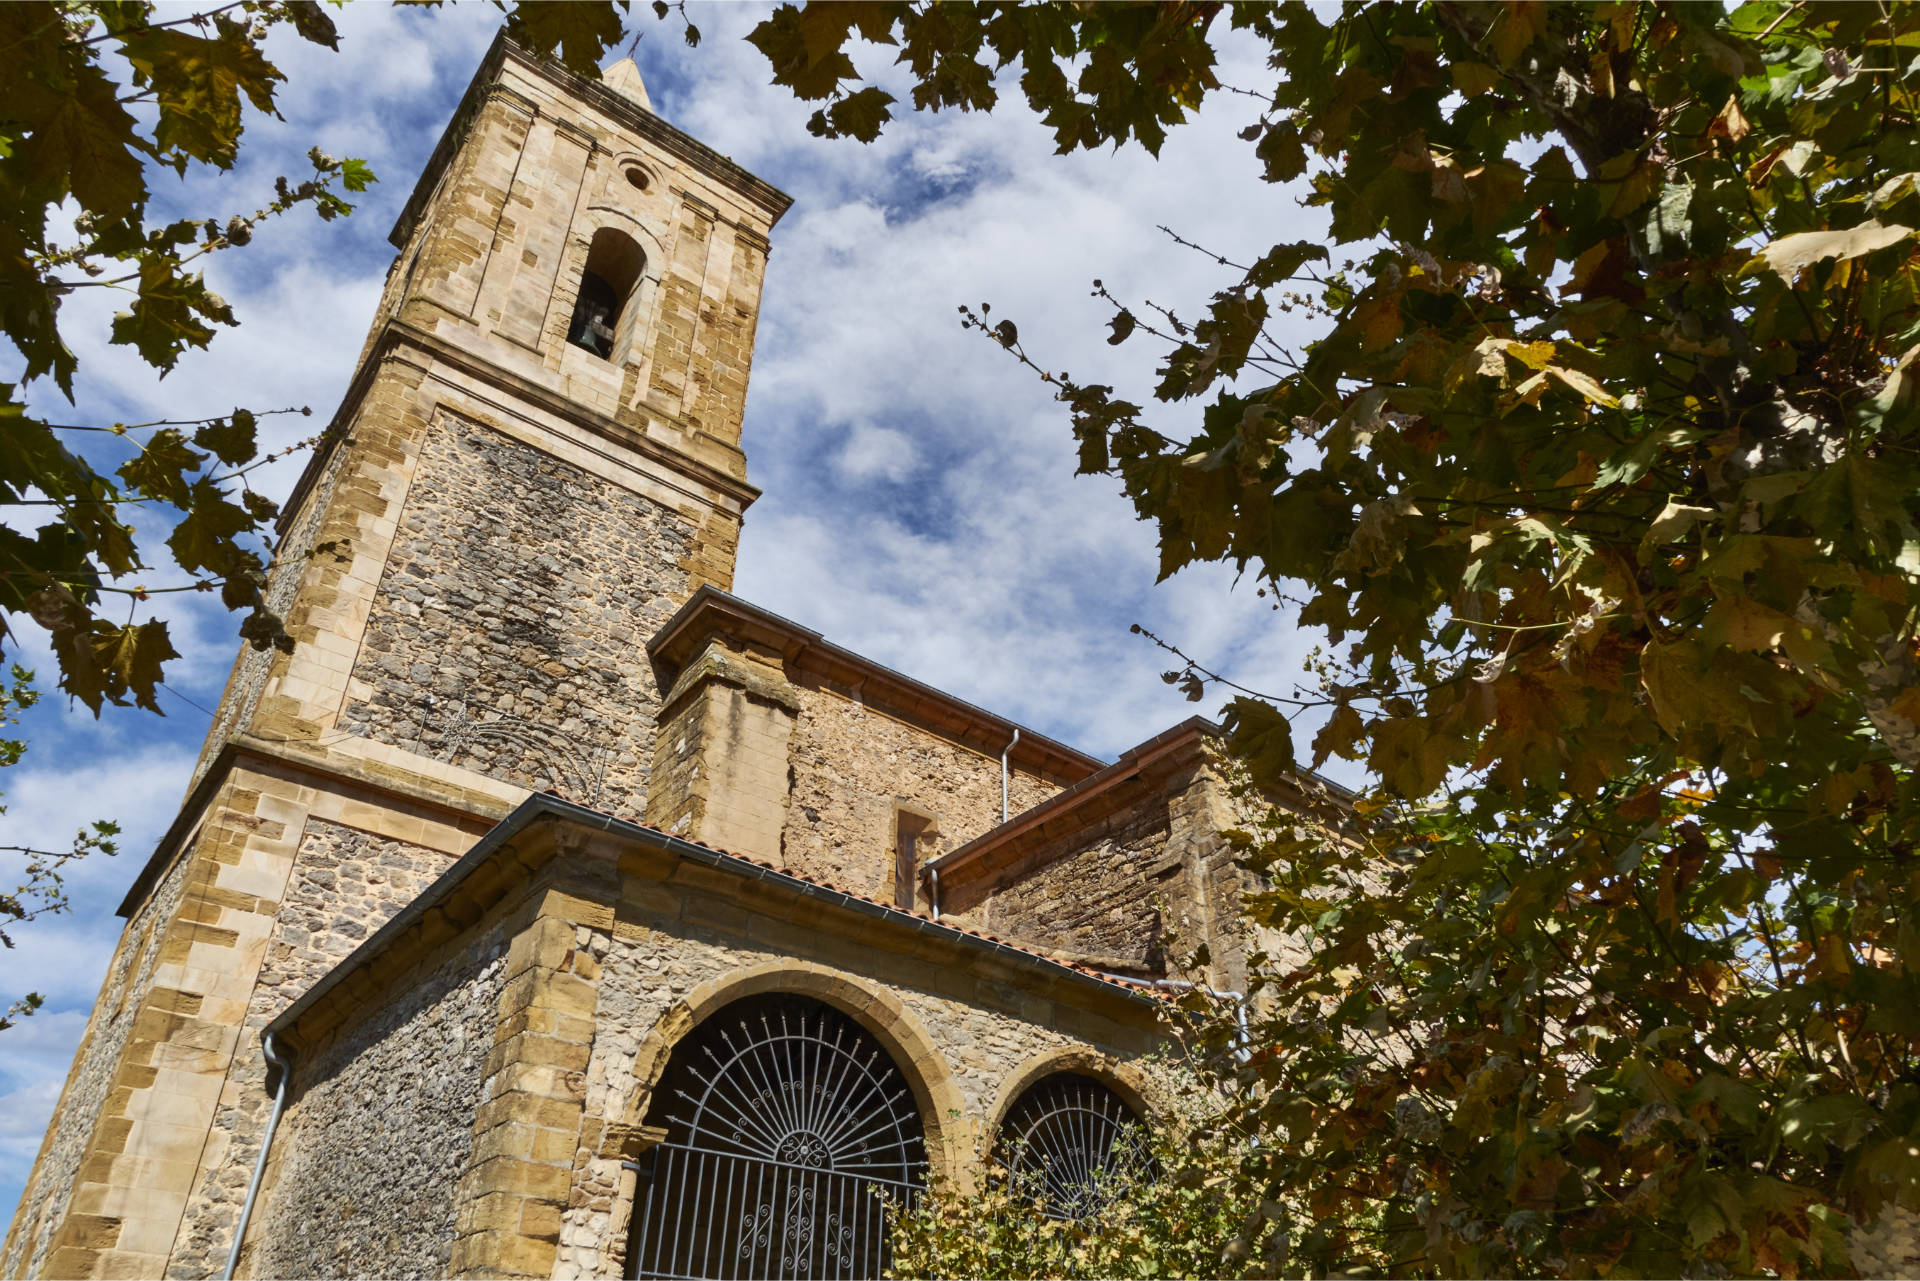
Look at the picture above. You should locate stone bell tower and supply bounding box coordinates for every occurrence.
[2,36,790,1280]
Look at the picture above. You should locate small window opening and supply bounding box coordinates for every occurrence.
[624,165,651,192]
[566,227,645,361]
[894,809,931,910]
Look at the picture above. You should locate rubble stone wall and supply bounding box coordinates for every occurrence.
[339,409,695,811]
[971,788,1178,973]
[778,681,1060,904]
[245,927,508,1280]
[163,820,457,1278]
[190,431,354,789]
[556,882,1169,1280]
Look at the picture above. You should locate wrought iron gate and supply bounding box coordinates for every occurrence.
[999,1073,1152,1220]
[628,994,926,1280]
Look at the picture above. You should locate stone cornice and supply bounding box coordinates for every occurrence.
[275,319,761,541]
[114,734,518,919]
[388,31,792,253]
[648,586,1106,787]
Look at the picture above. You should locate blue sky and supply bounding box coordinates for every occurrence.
[0,3,1339,1215]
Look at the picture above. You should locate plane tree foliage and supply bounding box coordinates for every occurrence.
[730,1,1920,1275]
[0,0,633,1022]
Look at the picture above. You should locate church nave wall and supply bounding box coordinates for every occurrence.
[776,681,1061,905]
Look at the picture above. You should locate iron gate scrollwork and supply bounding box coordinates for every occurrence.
[628,994,926,1280]
[998,1073,1152,1221]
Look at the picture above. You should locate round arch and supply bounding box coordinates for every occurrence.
[984,1045,1159,1140]
[561,207,664,367]
[615,961,968,1184]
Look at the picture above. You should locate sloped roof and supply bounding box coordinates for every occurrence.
[266,791,1166,1047]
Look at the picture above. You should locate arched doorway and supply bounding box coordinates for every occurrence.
[997,1072,1152,1220]
[628,993,926,1279]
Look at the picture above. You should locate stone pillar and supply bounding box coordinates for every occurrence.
[450,907,603,1279]
[644,640,799,863]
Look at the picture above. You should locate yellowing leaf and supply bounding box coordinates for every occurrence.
[1310,702,1367,768]
[1709,93,1751,145]
[1503,340,1556,371]
[25,64,147,218]
[1640,639,1750,738]
[1546,365,1619,408]
[1472,335,1510,378]
[1512,370,1551,405]
[1640,499,1718,557]
[1355,297,1402,353]
[1607,160,1662,218]
[1752,220,1916,279]
[1566,241,1612,296]
[1489,1,1548,66]
[1704,598,1792,653]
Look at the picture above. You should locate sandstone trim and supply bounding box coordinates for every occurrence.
[649,586,1103,785]
[388,33,792,255]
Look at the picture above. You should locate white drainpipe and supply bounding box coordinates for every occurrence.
[1000,727,1020,824]
[1097,973,1250,1064]
[927,864,941,922]
[224,1032,292,1280]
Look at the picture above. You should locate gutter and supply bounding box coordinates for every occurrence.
[266,793,1158,1045]
[999,727,1020,823]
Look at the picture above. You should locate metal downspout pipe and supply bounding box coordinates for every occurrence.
[928,864,942,922]
[223,1032,292,1281]
[1097,973,1251,1064]
[1000,727,1020,824]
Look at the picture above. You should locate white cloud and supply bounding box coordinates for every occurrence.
[835,425,919,482]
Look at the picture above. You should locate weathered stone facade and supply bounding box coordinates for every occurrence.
[339,409,696,808]
[0,830,198,1279]
[932,721,1256,991]
[642,589,1101,901]
[965,786,1176,973]
[4,35,791,1279]
[778,682,1062,898]
[4,35,1293,1281]
[162,822,460,1278]
[247,928,508,1280]
[189,432,355,792]
[228,803,1168,1281]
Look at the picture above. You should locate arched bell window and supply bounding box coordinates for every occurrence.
[567,227,645,361]
[627,993,927,1280]
[997,1073,1152,1220]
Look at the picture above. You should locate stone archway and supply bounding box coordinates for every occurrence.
[984,1045,1159,1135]
[626,990,923,1280]
[985,1049,1162,1223]
[615,962,967,1180]
[601,962,968,1279]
